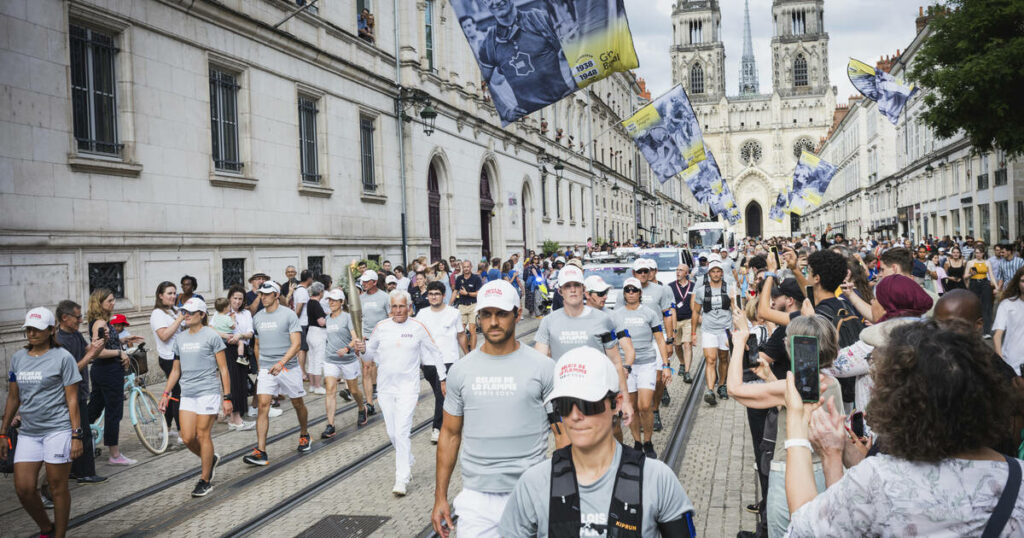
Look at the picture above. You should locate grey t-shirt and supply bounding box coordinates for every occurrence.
[361,290,391,336]
[611,306,663,365]
[9,348,82,436]
[535,306,617,360]
[499,444,694,537]
[640,281,674,320]
[172,327,226,398]
[325,311,356,365]
[253,305,302,369]
[443,344,553,493]
[692,281,736,333]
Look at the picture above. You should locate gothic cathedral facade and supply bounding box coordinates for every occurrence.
[671,0,837,237]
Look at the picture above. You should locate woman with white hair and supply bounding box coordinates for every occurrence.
[305,281,328,394]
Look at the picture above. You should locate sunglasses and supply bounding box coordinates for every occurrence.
[624,287,641,293]
[635,268,650,274]
[552,397,607,417]
[589,290,609,297]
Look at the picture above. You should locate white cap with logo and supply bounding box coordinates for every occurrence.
[359,270,379,283]
[180,297,207,313]
[325,288,346,301]
[22,307,55,330]
[385,275,399,285]
[557,265,585,287]
[475,280,520,312]
[632,258,647,271]
[583,275,611,293]
[623,277,643,289]
[708,260,724,271]
[258,281,281,294]
[544,347,620,405]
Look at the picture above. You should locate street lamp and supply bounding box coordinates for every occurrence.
[554,159,564,180]
[419,104,437,136]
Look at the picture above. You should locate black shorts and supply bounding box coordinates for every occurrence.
[300,325,309,351]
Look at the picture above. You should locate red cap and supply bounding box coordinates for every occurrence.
[110,314,129,326]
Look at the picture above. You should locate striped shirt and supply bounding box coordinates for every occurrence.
[1000,256,1024,286]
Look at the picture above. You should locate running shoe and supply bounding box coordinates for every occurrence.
[321,424,336,439]
[268,407,283,418]
[661,391,671,406]
[108,454,137,466]
[243,448,269,466]
[633,441,643,451]
[247,406,258,417]
[228,420,256,431]
[298,434,312,452]
[392,481,407,496]
[38,527,55,537]
[704,389,718,406]
[339,389,353,402]
[430,428,440,444]
[40,484,53,509]
[652,410,663,432]
[357,409,368,426]
[682,371,693,384]
[745,503,761,514]
[210,453,221,482]
[365,403,376,416]
[191,479,213,497]
[718,385,729,400]
[312,387,327,395]
[642,441,657,459]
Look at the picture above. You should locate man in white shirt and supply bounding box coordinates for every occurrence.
[414,281,466,443]
[293,270,313,381]
[363,289,447,496]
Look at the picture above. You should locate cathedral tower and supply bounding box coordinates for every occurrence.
[670,1,726,102]
[770,0,829,96]
[739,0,759,94]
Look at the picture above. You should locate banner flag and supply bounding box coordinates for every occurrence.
[452,0,639,126]
[625,84,707,183]
[681,150,721,205]
[792,151,838,206]
[769,193,786,223]
[847,58,918,125]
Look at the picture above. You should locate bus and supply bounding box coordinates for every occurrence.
[687,222,734,255]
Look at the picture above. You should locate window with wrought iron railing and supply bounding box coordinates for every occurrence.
[994,168,1007,186]
[89,262,125,298]
[298,95,320,183]
[70,24,122,156]
[222,258,246,289]
[360,115,377,192]
[307,256,324,278]
[977,173,989,190]
[209,67,242,172]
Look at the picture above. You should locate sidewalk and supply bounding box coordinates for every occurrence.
[677,396,760,538]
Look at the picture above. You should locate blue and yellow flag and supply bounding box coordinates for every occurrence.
[452,0,639,126]
[681,150,720,205]
[768,193,786,223]
[848,58,918,125]
[625,84,707,183]
[791,151,838,206]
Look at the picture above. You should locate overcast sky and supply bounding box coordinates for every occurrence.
[626,0,923,103]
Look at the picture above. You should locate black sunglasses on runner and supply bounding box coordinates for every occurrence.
[635,268,651,274]
[624,286,641,293]
[552,397,607,417]
[590,290,609,297]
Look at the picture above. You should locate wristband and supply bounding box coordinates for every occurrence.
[763,272,778,281]
[665,337,675,344]
[162,391,170,397]
[784,438,813,451]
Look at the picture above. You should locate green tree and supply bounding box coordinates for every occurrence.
[910,1,1024,155]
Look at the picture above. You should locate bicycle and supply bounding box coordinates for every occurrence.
[91,346,168,456]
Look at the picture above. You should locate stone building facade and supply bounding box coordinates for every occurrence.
[0,0,700,375]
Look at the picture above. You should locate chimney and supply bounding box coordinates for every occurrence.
[915,5,931,34]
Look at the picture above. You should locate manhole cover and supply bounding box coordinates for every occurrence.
[296,515,390,538]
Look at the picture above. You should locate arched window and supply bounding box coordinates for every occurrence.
[794,54,808,87]
[793,137,815,159]
[690,63,704,94]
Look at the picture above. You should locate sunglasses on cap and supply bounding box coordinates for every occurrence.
[552,396,608,417]
[589,290,609,297]
[624,286,641,293]
[635,268,650,274]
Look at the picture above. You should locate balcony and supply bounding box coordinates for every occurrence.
[994,168,1007,186]
[977,173,989,190]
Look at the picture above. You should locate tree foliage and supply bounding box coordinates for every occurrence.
[909,0,1024,155]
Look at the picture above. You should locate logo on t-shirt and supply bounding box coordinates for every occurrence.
[14,370,42,383]
[180,342,201,352]
[257,321,279,332]
[557,330,590,346]
[581,513,608,536]
[470,376,517,397]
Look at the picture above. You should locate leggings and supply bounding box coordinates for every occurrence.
[88,361,125,447]
[421,365,445,430]
[968,278,994,334]
[158,357,181,431]
[224,344,251,413]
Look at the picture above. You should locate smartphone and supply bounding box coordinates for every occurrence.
[770,246,781,270]
[849,411,865,438]
[744,334,760,369]
[789,335,820,403]
[805,285,815,307]
[98,326,108,340]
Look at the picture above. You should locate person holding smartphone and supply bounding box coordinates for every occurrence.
[725,311,842,538]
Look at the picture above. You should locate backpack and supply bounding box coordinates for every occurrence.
[549,444,644,538]
[701,282,731,314]
[815,297,865,403]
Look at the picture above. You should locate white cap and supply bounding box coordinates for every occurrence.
[385,275,398,285]
[545,347,621,404]
[359,270,379,282]
[325,288,346,301]
[22,307,55,330]
[584,275,611,293]
[728,250,738,259]
[557,265,585,287]
[632,258,647,271]
[258,281,281,294]
[706,253,721,263]
[554,256,566,265]
[623,277,642,289]
[180,297,207,313]
[645,258,659,270]
[475,280,520,312]
[711,245,722,250]
[708,261,724,271]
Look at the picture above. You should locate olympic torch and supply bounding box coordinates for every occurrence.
[347,260,363,341]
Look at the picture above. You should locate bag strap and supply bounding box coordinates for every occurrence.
[981,455,1022,538]
[548,446,581,538]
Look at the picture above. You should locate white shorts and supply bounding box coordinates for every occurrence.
[306,326,327,376]
[454,488,510,538]
[14,430,72,464]
[323,361,361,381]
[257,367,306,399]
[627,361,659,392]
[179,394,222,415]
[701,330,731,351]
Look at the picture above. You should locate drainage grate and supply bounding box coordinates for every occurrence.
[296,515,390,538]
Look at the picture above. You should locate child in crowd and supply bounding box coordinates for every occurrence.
[210,297,244,357]
[111,314,132,341]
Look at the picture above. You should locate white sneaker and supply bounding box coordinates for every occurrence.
[247,406,258,417]
[268,407,283,418]
[430,428,440,444]
[392,481,407,496]
[174,431,185,445]
[228,421,256,431]
[312,387,327,395]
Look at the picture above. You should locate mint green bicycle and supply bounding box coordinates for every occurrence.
[90,347,168,455]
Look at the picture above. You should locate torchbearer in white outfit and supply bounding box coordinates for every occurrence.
[362,289,446,496]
